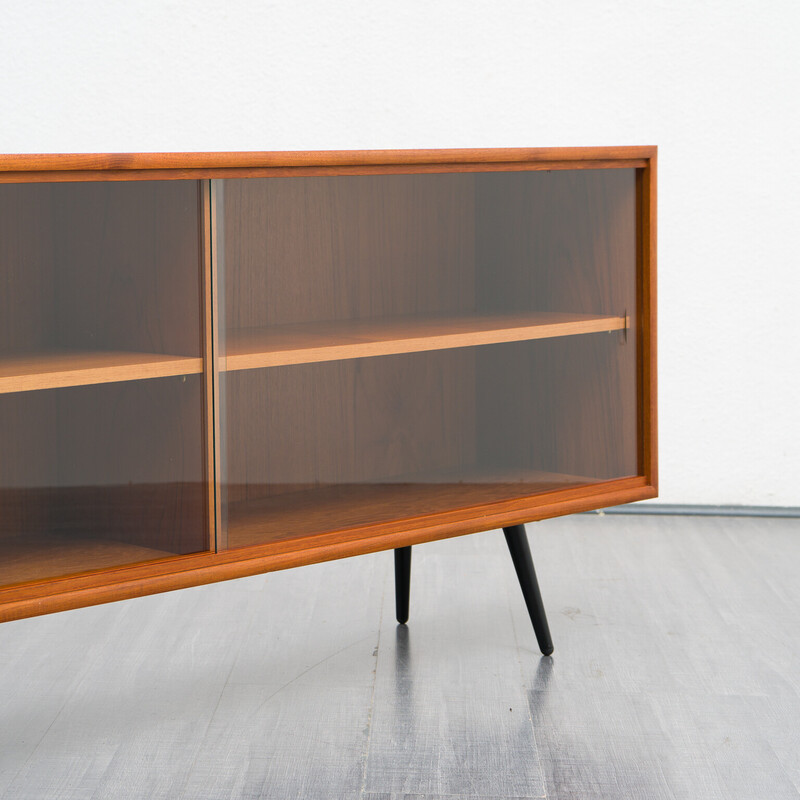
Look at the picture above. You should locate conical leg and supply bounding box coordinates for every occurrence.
[394,546,412,624]
[504,524,554,655]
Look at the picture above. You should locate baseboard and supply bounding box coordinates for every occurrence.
[592,503,800,519]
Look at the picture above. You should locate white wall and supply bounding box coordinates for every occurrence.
[2,1,799,507]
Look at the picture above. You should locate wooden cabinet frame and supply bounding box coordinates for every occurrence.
[0,147,657,623]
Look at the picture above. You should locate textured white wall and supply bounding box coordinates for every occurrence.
[2,1,799,507]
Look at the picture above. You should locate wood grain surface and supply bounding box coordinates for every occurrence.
[0,476,653,622]
[0,350,203,394]
[221,173,477,511]
[51,180,202,358]
[0,146,657,622]
[52,379,207,555]
[224,312,626,370]
[475,168,638,481]
[226,470,594,549]
[222,351,477,506]
[0,533,173,588]
[0,186,60,544]
[638,156,658,486]
[0,179,209,566]
[0,146,657,173]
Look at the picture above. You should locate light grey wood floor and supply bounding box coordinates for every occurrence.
[1,513,799,799]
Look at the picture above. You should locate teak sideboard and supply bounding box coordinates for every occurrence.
[0,147,657,652]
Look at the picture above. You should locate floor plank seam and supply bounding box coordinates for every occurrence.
[359,568,386,799]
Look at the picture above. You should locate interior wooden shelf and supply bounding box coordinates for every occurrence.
[0,534,176,587]
[0,350,204,394]
[224,311,627,370]
[225,469,596,549]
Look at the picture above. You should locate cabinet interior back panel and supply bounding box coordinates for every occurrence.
[222,174,478,505]
[0,185,59,542]
[51,180,202,357]
[222,174,476,327]
[475,168,638,480]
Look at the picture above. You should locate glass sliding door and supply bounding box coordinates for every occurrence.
[214,169,638,549]
[0,180,209,587]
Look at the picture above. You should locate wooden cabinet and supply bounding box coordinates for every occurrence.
[0,148,657,623]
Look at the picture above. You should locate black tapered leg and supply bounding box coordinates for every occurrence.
[394,546,412,624]
[504,524,554,655]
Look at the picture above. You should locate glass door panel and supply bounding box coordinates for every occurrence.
[0,180,208,587]
[215,169,638,549]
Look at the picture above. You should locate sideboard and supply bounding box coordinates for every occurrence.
[0,148,657,653]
